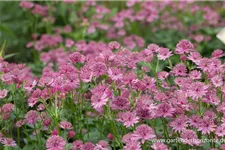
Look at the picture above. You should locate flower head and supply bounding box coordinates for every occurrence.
[46,135,66,150]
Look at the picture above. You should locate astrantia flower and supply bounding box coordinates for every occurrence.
[94,140,109,150]
[0,89,8,99]
[189,70,201,80]
[155,103,175,118]
[132,124,155,143]
[110,96,130,110]
[157,47,173,60]
[25,110,40,124]
[1,138,16,147]
[147,44,159,53]
[107,68,123,81]
[215,125,225,137]
[211,75,223,87]
[59,121,72,130]
[91,93,109,109]
[72,140,83,150]
[19,1,34,9]
[175,39,194,54]
[81,142,95,150]
[46,135,66,150]
[170,115,188,132]
[188,115,201,128]
[197,118,216,135]
[124,141,141,150]
[180,129,201,146]
[2,103,14,113]
[188,82,208,100]
[117,111,139,128]
[171,63,187,77]
[69,52,85,63]
[151,142,168,150]
[108,41,121,50]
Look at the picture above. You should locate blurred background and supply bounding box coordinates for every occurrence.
[0,1,224,64]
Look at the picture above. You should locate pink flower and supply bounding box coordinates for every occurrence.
[157,47,172,60]
[171,63,187,76]
[110,96,130,110]
[94,140,109,150]
[215,125,225,137]
[16,120,25,128]
[91,93,109,109]
[65,39,74,48]
[170,115,188,132]
[25,110,40,124]
[188,82,208,100]
[175,39,194,54]
[81,142,95,150]
[211,75,223,87]
[117,111,139,128]
[59,121,72,130]
[197,118,216,135]
[19,1,34,9]
[108,41,121,50]
[68,130,76,138]
[72,140,83,150]
[189,70,201,80]
[46,135,66,150]
[107,68,123,81]
[124,141,142,150]
[1,138,16,147]
[69,52,85,63]
[155,103,175,118]
[132,124,155,143]
[2,103,14,113]
[180,129,201,146]
[188,115,201,128]
[0,89,8,99]
[151,142,168,150]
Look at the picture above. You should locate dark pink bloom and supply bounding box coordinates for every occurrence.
[68,130,76,138]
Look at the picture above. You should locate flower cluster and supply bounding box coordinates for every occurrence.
[0,1,224,150]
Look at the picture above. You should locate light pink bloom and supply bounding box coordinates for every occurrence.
[117,111,139,128]
[0,89,8,99]
[151,142,168,150]
[188,82,208,100]
[132,124,155,143]
[46,135,66,150]
[157,47,172,60]
[59,121,72,130]
[1,138,16,147]
[175,39,194,54]
[180,129,201,146]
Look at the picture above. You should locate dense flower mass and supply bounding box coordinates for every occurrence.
[0,0,225,150]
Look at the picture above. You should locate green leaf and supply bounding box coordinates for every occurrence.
[4,53,19,59]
